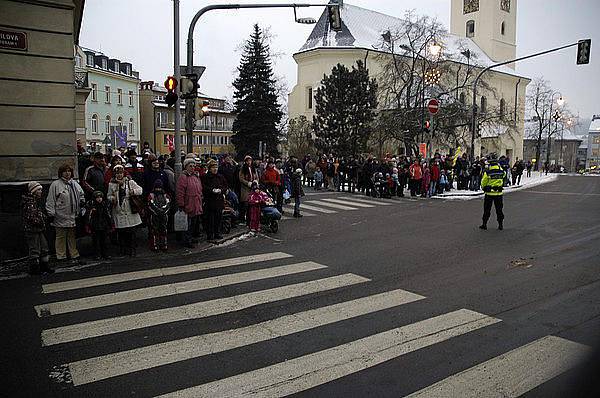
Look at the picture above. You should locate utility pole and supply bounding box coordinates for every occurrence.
[173,0,182,177]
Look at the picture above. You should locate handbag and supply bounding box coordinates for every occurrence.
[174,210,188,232]
[128,180,144,214]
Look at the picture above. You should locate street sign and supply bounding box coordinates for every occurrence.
[419,143,427,158]
[102,135,112,145]
[428,98,440,114]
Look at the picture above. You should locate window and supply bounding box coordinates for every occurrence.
[501,0,511,12]
[105,86,111,103]
[499,98,506,117]
[463,0,479,14]
[501,21,506,36]
[480,96,487,113]
[75,55,82,67]
[86,54,94,66]
[194,136,200,145]
[307,87,313,109]
[466,20,475,38]
[129,118,134,136]
[91,83,97,101]
[459,92,466,104]
[105,115,111,134]
[91,114,98,134]
[117,116,124,133]
[117,88,123,105]
[128,90,134,107]
[101,58,107,69]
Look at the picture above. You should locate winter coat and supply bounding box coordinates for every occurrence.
[291,174,305,198]
[86,200,112,232]
[162,165,176,194]
[201,172,228,211]
[46,177,84,228]
[218,162,237,189]
[239,165,257,203]
[147,190,170,232]
[305,161,317,178]
[409,164,423,180]
[143,168,170,197]
[124,161,144,186]
[421,168,431,190]
[107,177,143,229]
[431,164,440,182]
[82,165,106,195]
[22,193,46,233]
[176,171,203,216]
[261,167,281,186]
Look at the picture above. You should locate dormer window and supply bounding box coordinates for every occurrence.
[101,58,107,69]
[114,61,120,72]
[87,54,94,66]
[466,20,475,38]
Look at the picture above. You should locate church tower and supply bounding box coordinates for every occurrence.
[450,0,517,68]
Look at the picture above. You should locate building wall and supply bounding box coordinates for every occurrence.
[0,0,81,183]
[588,132,600,168]
[288,47,528,159]
[523,138,582,172]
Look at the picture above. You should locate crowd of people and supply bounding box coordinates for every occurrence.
[21,142,531,275]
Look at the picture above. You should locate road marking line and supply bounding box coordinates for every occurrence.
[338,196,393,205]
[306,200,359,211]
[290,203,337,214]
[525,191,600,196]
[41,274,369,346]
[67,288,425,386]
[321,198,375,208]
[41,252,293,294]
[406,335,591,398]
[281,208,316,217]
[35,262,327,317]
[156,309,500,398]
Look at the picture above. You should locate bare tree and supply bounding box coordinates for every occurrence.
[525,78,553,170]
[287,115,315,158]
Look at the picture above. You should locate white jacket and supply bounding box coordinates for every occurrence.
[107,177,143,229]
[45,178,84,228]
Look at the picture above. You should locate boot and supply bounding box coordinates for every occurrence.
[29,261,41,276]
[39,261,54,274]
[479,223,487,230]
[498,221,503,230]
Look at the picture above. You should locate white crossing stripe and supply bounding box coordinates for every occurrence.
[320,198,375,208]
[281,207,316,217]
[406,335,591,398]
[41,274,369,346]
[156,309,500,397]
[306,200,359,211]
[41,252,292,294]
[293,203,337,214]
[338,196,393,205]
[67,289,425,386]
[35,262,327,317]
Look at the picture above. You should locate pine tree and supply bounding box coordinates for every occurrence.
[231,24,283,158]
[312,61,377,155]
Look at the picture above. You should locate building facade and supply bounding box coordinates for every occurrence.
[0,0,85,260]
[586,116,600,169]
[79,47,141,152]
[138,81,235,155]
[523,119,583,172]
[288,1,529,159]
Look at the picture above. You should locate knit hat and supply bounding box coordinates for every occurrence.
[28,181,42,194]
[93,190,104,198]
[206,159,218,168]
[244,155,253,161]
[113,164,125,171]
[183,158,196,168]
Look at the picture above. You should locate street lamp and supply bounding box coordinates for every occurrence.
[546,91,564,168]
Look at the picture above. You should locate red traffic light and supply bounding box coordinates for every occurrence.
[164,76,177,91]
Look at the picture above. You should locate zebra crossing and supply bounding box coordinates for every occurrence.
[281,195,396,220]
[34,252,591,396]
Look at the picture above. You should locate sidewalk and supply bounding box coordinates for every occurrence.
[434,172,558,200]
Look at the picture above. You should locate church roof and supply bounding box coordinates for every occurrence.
[589,117,600,132]
[298,3,526,79]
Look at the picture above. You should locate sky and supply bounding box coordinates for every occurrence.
[80,0,599,120]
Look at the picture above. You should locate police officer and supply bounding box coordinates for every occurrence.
[479,154,506,230]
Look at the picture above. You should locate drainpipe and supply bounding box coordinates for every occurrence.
[514,78,521,122]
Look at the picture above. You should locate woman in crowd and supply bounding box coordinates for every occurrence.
[202,159,228,241]
[176,157,203,248]
[238,155,257,224]
[107,164,143,256]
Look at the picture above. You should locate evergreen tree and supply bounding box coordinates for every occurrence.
[231,24,283,158]
[312,61,378,155]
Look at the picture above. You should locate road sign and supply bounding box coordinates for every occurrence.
[428,98,440,114]
[102,135,112,145]
[419,143,427,158]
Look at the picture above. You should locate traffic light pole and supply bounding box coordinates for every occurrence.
[184,2,337,156]
[469,41,580,162]
[173,0,182,178]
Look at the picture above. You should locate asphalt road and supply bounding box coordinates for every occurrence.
[1,175,599,397]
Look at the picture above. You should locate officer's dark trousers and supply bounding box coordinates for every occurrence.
[482,195,504,224]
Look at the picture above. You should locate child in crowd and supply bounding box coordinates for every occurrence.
[147,179,171,251]
[291,168,305,217]
[439,170,449,192]
[86,190,112,260]
[247,181,269,232]
[22,181,53,275]
[314,168,324,190]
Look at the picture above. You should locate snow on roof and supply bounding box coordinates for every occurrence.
[589,117,600,132]
[298,3,526,78]
[557,129,582,141]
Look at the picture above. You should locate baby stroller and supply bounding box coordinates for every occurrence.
[220,191,239,235]
[261,190,281,233]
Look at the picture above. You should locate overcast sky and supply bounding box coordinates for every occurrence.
[80,0,599,119]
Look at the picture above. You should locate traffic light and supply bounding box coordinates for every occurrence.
[423,120,431,133]
[180,73,199,99]
[164,76,178,107]
[194,99,210,121]
[576,39,591,65]
[327,2,342,31]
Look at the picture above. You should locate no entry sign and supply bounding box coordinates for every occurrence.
[428,98,439,115]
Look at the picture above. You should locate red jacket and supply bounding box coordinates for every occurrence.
[431,164,440,182]
[409,164,422,180]
[261,167,281,186]
[176,171,203,216]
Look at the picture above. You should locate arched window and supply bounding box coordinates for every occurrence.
[480,96,487,113]
[499,98,506,117]
[117,116,124,133]
[91,114,98,134]
[459,92,466,104]
[105,115,111,134]
[466,20,475,38]
[501,21,506,35]
[129,118,134,136]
